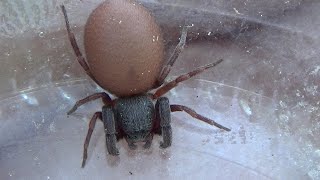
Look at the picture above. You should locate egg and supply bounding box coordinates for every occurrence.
[84,0,164,97]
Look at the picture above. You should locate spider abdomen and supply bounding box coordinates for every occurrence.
[84,0,164,97]
[114,95,155,141]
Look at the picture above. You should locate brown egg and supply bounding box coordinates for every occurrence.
[84,0,164,97]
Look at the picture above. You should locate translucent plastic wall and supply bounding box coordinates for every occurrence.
[0,0,319,179]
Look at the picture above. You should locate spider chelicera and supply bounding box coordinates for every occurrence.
[61,4,230,168]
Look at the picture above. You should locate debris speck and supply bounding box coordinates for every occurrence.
[279,100,287,108]
[233,8,243,15]
[279,114,289,122]
[239,99,252,116]
[39,31,44,38]
[310,66,320,75]
[308,168,320,180]
[49,122,56,132]
[305,85,318,96]
[34,156,39,161]
[32,120,41,129]
[8,171,14,177]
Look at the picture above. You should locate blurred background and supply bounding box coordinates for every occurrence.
[0,0,319,179]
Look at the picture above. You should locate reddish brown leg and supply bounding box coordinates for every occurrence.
[82,112,102,168]
[61,5,98,83]
[68,92,112,115]
[153,59,223,99]
[154,26,189,88]
[170,104,231,131]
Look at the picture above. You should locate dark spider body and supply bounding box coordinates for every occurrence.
[113,95,155,143]
[61,0,230,168]
[104,94,171,154]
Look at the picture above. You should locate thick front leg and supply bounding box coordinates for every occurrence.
[156,97,172,148]
[102,105,119,156]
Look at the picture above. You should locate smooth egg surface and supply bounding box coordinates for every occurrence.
[84,0,164,97]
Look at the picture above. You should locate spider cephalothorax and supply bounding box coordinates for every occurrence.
[61,0,230,168]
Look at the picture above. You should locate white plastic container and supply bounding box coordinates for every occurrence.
[0,0,319,179]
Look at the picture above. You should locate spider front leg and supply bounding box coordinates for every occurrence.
[154,26,189,87]
[82,112,102,168]
[102,105,119,156]
[61,5,99,83]
[125,137,137,150]
[153,59,223,99]
[143,133,154,149]
[156,97,172,148]
[68,92,112,115]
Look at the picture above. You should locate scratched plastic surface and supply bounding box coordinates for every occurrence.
[0,0,319,179]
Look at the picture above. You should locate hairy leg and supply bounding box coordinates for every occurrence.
[82,112,102,168]
[102,105,119,156]
[68,92,112,115]
[154,26,189,87]
[61,5,99,83]
[170,104,231,131]
[153,59,223,99]
[143,133,154,149]
[156,97,172,148]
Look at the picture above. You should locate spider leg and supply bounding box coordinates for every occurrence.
[154,26,189,88]
[170,104,231,131]
[156,97,172,148]
[60,5,98,82]
[102,105,119,156]
[82,112,102,168]
[125,137,137,150]
[68,92,112,115]
[152,59,223,99]
[143,133,154,149]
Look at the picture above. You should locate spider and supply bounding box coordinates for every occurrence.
[61,1,230,168]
